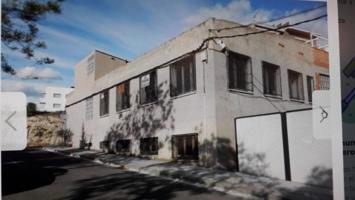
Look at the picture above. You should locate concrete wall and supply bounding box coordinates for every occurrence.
[66,18,330,170]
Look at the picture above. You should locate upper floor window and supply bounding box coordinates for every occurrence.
[288,70,304,101]
[170,55,196,97]
[262,62,282,97]
[228,51,253,92]
[53,103,61,108]
[319,74,330,90]
[140,70,157,104]
[86,97,93,120]
[87,54,95,74]
[116,81,130,111]
[53,93,61,98]
[99,90,109,116]
[307,76,314,103]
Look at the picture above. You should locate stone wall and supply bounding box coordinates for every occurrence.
[27,113,70,147]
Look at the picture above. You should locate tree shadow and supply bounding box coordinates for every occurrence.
[2,149,70,196]
[103,81,175,153]
[58,170,232,200]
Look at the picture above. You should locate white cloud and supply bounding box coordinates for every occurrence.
[16,66,62,80]
[1,79,47,98]
[183,0,274,27]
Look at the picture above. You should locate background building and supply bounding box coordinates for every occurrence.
[38,86,73,112]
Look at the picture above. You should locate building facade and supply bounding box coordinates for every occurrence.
[38,86,74,112]
[66,18,330,175]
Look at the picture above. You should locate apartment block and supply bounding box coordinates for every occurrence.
[38,86,74,112]
[66,18,330,184]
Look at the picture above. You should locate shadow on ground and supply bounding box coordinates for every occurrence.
[1,148,87,196]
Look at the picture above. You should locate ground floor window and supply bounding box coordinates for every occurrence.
[116,139,131,153]
[140,137,158,155]
[172,134,198,160]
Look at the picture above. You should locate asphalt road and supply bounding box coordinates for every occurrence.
[2,148,239,200]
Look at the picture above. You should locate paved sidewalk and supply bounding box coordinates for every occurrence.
[43,146,332,200]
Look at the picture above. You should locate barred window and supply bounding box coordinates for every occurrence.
[99,90,109,116]
[288,70,304,101]
[86,97,93,120]
[319,74,330,90]
[170,55,196,97]
[140,137,158,155]
[228,52,252,91]
[140,71,157,104]
[116,139,131,153]
[262,62,282,97]
[116,81,130,111]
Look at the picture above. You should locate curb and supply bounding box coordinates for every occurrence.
[43,147,258,199]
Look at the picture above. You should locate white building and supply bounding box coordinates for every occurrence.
[39,86,73,112]
[66,18,331,187]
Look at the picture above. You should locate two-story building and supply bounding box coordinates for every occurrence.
[66,18,329,174]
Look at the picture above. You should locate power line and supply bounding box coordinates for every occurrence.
[209,4,326,32]
[194,14,327,53]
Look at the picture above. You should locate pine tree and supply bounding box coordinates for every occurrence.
[1,0,63,75]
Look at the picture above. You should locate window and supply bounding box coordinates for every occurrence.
[288,70,304,101]
[87,54,95,74]
[53,93,61,98]
[228,52,252,91]
[140,137,158,155]
[140,70,157,104]
[307,76,314,103]
[53,103,61,108]
[170,55,196,97]
[116,139,131,153]
[319,74,330,90]
[86,97,93,120]
[262,62,282,97]
[116,81,130,111]
[99,90,109,116]
[172,134,198,160]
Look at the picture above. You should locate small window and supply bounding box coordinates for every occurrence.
[288,70,304,101]
[228,52,252,91]
[53,93,61,98]
[307,76,314,103]
[172,134,198,160]
[99,90,109,116]
[116,81,130,111]
[116,139,131,153]
[140,70,157,104]
[319,74,330,90]
[170,55,196,97]
[140,137,158,155]
[87,54,95,74]
[262,62,282,97]
[53,103,61,108]
[86,97,93,120]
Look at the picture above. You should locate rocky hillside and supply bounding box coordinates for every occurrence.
[27,113,70,147]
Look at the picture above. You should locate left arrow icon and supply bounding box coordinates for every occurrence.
[5,111,17,131]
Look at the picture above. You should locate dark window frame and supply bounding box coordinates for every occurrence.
[170,55,196,97]
[306,76,314,103]
[288,69,304,101]
[139,70,158,105]
[262,62,282,97]
[116,139,131,153]
[227,51,253,92]
[116,81,130,111]
[172,133,198,160]
[99,90,109,116]
[140,137,159,155]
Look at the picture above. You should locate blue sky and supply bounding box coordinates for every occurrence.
[1,0,326,103]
